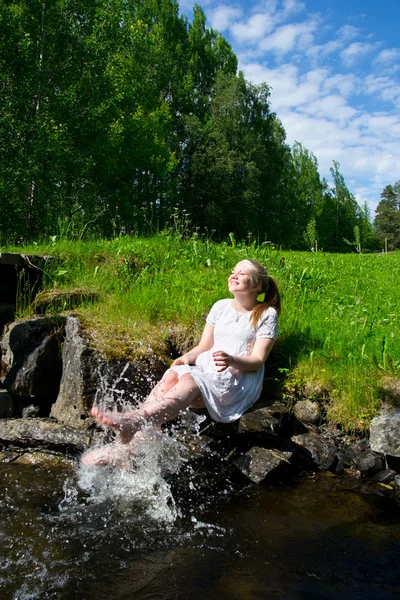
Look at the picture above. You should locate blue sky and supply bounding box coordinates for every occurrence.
[179,0,400,214]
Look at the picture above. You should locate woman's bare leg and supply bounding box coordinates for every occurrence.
[141,369,179,409]
[90,370,179,435]
[84,373,202,466]
[92,374,202,444]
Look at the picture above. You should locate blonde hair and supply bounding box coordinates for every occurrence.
[241,259,281,327]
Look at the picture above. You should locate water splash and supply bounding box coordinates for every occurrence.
[75,425,191,523]
[75,362,211,524]
[94,362,145,413]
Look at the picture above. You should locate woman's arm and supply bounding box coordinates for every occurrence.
[212,338,275,373]
[171,323,215,366]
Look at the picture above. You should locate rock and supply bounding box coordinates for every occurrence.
[0,303,15,335]
[11,334,62,400]
[394,475,400,495]
[0,418,93,453]
[0,252,47,305]
[373,469,397,484]
[238,402,289,436]
[355,450,384,476]
[233,446,292,483]
[50,317,101,429]
[318,423,345,439]
[370,409,400,458]
[22,404,41,418]
[293,400,321,425]
[379,376,400,404]
[0,389,13,418]
[95,358,166,409]
[50,316,167,429]
[352,438,370,452]
[0,448,75,467]
[1,317,64,401]
[336,440,383,476]
[386,455,400,473]
[291,431,337,470]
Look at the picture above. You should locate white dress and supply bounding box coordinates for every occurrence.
[170,299,278,423]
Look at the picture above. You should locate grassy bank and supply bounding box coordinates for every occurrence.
[5,233,400,431]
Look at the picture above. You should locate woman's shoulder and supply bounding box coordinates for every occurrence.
[255,305,278,339]
[259,305,278,324]
[206,298,231,324]
[263,306,278,318]
[212,298,231,309]
[209,298,232,315]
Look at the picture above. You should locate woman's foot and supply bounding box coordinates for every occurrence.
[80,441,134,468]
[91,406,142,443]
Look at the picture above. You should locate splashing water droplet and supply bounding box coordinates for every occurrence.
[77,426,189,523]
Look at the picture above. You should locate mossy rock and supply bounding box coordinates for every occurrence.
[379,376,400,406]
[0,448,75,468]
[32,289,99,314]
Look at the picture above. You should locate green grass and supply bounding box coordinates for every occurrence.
[5,233,400,431]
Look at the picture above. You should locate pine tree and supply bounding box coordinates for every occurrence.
[374,184,400,250]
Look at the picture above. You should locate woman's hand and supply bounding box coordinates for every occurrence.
[212,350,232,372]
[171,355,190,367]
[170,324,215,369]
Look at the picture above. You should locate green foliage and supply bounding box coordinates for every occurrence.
[374,183,400,251]
[177,72,288,239]
[326,160,360,250]
[1,0,373,252]
[304,217,318,251]
[343,225,361,253]
[372,336,400,377]
[285,142,324,248]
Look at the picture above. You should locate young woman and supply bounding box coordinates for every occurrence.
[82,259,280,466]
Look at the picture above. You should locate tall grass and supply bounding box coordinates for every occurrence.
[4,233,399,431]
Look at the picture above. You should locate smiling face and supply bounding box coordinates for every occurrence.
[228,261,260,294]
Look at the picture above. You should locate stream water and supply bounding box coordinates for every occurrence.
[1,430,400,600]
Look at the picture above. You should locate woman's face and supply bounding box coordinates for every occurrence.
[228,261,256,294]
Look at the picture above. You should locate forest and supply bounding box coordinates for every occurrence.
[1,0,399,251]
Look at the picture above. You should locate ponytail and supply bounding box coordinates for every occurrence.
[250,276,281,328]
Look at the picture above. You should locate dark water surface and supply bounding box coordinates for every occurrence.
[1,460,400,600]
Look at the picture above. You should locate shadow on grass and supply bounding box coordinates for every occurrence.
[262,331,323,401]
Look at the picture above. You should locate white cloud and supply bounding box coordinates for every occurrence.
[231,12,276,42]
[258,18,319,54]
[241,51,400,212]
[336,25,360,41]
[281,0,306,17]
[364,74,393,94]
[301,95,357,122]
[375,48,400,63]
[365,115,400,138]
[380,87,400,107]
[209,5,242,31]
[243,63,330,110]
[307,24,361,62]
[243,62,311,107]
[340,42,379,67]
[289,114,392,168]
[307,39,344,61]
[323,73,358,97]
[363,74,400,107]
